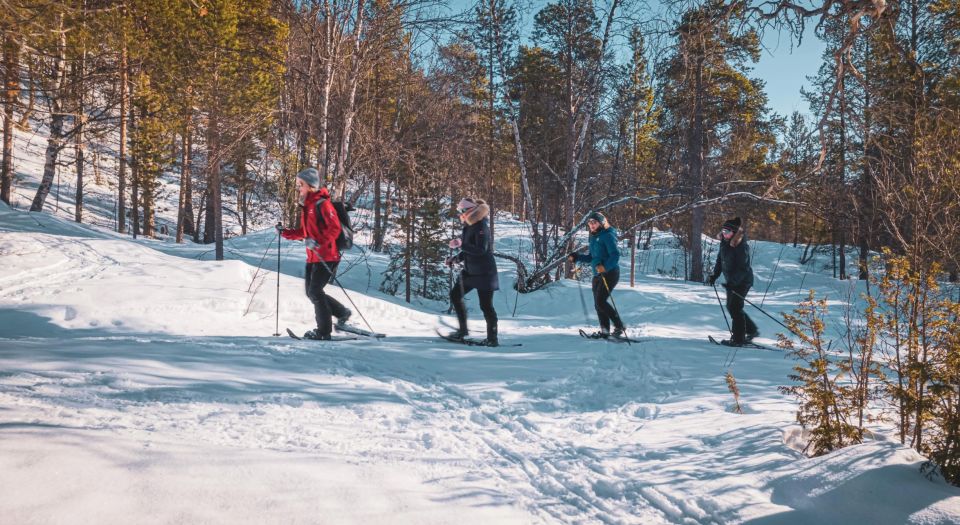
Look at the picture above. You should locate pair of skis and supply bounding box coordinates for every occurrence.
[286,323,386,341]
[286,323,522,347]
[707,335,770,350]
[578,329,642,344]
[434,329,522,347]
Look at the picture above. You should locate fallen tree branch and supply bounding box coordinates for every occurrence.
[509,191,806,292]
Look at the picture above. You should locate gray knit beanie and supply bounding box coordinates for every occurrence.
[296,167,321,189]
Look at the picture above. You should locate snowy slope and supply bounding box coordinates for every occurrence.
[2,201,959,525]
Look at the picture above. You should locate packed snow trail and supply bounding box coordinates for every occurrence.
[2,202,959,524]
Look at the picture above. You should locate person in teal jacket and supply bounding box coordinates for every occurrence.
[568,212,625,339]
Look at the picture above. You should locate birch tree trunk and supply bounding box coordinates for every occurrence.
[30,15,68,213]
[334,0,365,198]
[562,0,621,269]
[317,0,336,179]
[297,44,315,169]
[482,0,540,262]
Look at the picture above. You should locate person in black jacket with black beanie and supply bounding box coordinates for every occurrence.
[446,198,500,346]
[708,216,759,346]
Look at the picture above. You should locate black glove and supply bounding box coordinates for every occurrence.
[567,253,577,264]
[445,255,458,267]
[708,274,718,286]
[275,223,283,233]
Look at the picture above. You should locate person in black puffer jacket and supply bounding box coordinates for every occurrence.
[446,198,500,346]
[708,216,758,346]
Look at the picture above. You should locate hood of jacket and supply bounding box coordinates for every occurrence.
[303,187,331,207]
[464,203,490,226]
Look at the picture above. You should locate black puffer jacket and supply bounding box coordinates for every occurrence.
[455,205,500,291]
[712,233,754,289]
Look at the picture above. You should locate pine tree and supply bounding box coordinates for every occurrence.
[925,291,960,483]
[655,0,778,282]
[779,290,860,456]
[129,72,168,237]
[380,192,449,302]
[191,0,286,259]
[616,27,659,283]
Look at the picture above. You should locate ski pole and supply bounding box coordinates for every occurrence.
[761,244,785,308]
[274,228,281,336]
[600,273,630,346]
[726,287,798,337]
[713,284,736,368]
[512,245,522,318]
[713,283,743,368]
[574,266,591,326]
[447,247,456,315]
[458,262,466,311]
[723,344,740,370]
[713,283,731,333]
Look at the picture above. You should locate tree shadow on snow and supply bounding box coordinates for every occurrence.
[743,445,960,525]
[0,307,407,407]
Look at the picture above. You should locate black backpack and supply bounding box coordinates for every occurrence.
[316,198,354,251]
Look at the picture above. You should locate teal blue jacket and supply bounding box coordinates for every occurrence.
[575,227,620,275]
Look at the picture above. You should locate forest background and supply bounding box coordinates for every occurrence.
[2,0,960,482]
[4,0,957,287]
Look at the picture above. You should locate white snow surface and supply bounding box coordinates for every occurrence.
[2,201,959,524]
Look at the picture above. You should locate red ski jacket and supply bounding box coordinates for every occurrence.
[281,188,341,263]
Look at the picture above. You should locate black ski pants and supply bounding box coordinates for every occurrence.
[593,269,624,332]
[725,284,757,343]
[305,261,349,336]
[450,277,497,335]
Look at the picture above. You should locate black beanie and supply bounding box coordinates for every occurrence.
[722,217,742,231]
[587,211,606,224]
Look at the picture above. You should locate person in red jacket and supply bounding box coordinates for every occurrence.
[277,167,351,340]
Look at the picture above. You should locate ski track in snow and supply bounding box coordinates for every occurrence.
[2,203,960,524]
[1,333,700,523]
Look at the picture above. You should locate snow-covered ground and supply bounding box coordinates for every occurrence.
[2,200,960,524]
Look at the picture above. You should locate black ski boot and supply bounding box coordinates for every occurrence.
[336,309,352,327]
[611,326,627,339]
[586,330,610,339]
[484,325,499,347]
[720,338,745,347]
[304,329,332,341]
[446,328,468,342]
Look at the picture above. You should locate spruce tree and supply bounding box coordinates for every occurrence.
[655,0,778,282]
[779,290,860,456]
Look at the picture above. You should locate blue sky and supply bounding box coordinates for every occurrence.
[752,22,826,118]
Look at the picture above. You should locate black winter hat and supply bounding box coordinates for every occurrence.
[586,211,606,224]
[722,217,742,231]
